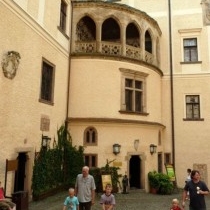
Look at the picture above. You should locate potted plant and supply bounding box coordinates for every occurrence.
[148,171,160,194]
[158,173,174,195]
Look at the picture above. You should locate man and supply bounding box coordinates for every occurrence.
[75,166,96,210]
[182,170,209,210]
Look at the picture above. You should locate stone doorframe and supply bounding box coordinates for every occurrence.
[126,152,146,190]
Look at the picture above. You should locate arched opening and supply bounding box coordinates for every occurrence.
[76,16,96,41]
[145,30,152,53]
[102,18,120,42]
[126,23,140,47]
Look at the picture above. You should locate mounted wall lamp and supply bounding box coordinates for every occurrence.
[42,135,51,149]
[113,144,121,155]
[149,144,157,155]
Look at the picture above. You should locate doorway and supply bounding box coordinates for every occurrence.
[129,155,141,189]
[14,152,28,192]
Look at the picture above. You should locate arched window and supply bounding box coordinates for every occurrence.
[145,30,152,53]
[84,127,97,145]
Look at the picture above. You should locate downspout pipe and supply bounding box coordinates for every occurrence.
[168,0,175,168]
[65,1,74,129]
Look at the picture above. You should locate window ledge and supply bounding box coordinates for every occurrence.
[180,61,202,64]
[183,118,204,121]
[39,99,54,106]
[57,26,69,40]
[84,144,97,146]
[119,110,149,116]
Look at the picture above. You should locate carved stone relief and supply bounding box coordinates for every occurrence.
[193,163,208,183]
[201,0,210,25]
[1,51,21,79]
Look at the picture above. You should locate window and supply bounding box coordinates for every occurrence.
[120,68,148,114]
[179,28,201,64]
[158,153,163,173]
[186,95,200,119]
[125,79,143,112]
[84,127,97,145]
[164,153,171,165]
[84,154,97,167]
[40,60,55,104]
[60,0,67,32]
[183,38,198,62]
[158,130,161,146]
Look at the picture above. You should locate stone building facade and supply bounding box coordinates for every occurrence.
[1,0,210,198]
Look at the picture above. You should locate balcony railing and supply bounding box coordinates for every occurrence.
[74,41,158,67]
[101,41,122,55]
[75,41,96,53]
[126,45,142,60]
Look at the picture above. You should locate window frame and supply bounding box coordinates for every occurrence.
[84,127,98,146]
[60,0,67,32]
[185,95,200,120]
[84,154,98,168]
[183,38,198,62]
[164,153,171,165]
[178,28,201,63]
[119,68,148,115]
[57,0,70,39]
[39,58,55,105]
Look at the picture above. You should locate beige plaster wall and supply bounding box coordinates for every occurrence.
[69,120,162,192]
[0,2,69,196]
[69,59,162,123]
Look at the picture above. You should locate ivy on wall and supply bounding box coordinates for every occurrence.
[32,125,84,200]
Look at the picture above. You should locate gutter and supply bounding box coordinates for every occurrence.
[168,0,175,168]
[65,1,74,129]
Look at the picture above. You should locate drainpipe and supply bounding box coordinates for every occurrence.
[65,1,74,129]
[168,0,175,168]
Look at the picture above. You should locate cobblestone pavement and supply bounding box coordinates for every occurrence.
[29,189,210,210]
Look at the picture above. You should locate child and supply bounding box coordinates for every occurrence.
[170,198,182,210]
[63,188,79,210]
[100,184,116,210]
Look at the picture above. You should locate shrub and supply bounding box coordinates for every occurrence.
[148,171,173,195]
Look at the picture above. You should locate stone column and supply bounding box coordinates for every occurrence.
[96,21,102,53]
[121,24,126,56]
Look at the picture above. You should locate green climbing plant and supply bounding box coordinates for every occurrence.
[32,124,84,200]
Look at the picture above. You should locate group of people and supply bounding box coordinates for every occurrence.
[63,166,115,210]
[63,166,210,210]
[170,168,209,210]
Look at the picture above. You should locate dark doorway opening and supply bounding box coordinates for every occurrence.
[129,155,141,189]
[14,152,27,192]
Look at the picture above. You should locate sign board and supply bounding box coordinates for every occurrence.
[113,161,122,167]
[101,174,112,191]
[6,159,18,171]
[165,164,176,182]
